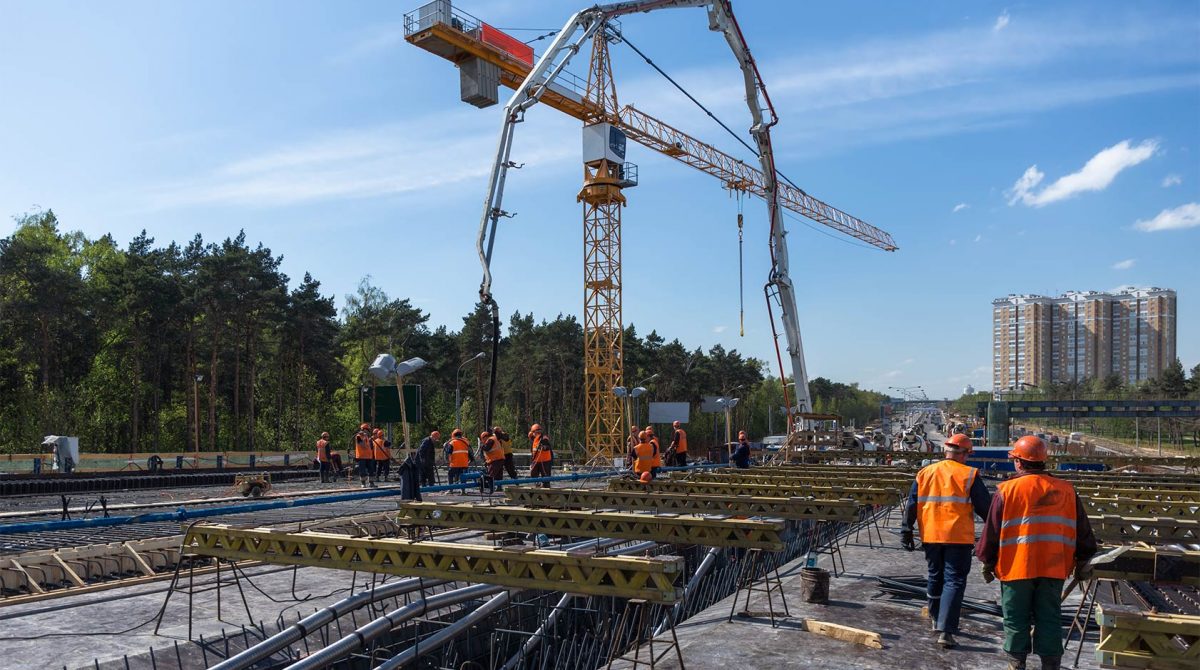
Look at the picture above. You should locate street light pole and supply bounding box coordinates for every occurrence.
[456,352,486,430]
[193,374,203,464]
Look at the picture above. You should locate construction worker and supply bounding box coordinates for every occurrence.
[976,436,1097,670]
[900,432,991,649]
[354,423,375,488]
[631,430,657,480]
[316,431,332,483]
[373,428,391,484]
[731,430,752,468]
[529,424,552,488]
[446,429,471,485]
[646,425,663,472]
[417,430,441,486]
[668,420,688,467]
[494,425,518,479]
[480,430,505,491]
[626,425,640,465]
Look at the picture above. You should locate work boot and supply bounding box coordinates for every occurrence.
[1005,652,1027,670]
[936,632,957,648]
[1038,656,1061,670]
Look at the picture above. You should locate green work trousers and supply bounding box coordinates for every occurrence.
[1000,577,1065,658]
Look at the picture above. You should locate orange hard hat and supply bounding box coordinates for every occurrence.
[1009,435,1047,462]
[530,423,542,433]
[360,423,370,431]
[944,433,973,452]
[646,425,655,433]
[374,428,383,436]
[637,430,648,441]
[321,432,330,439]
[431,430,441,440]
[640,471,653,483]
[452,428,463,437]
[480,431,491,440]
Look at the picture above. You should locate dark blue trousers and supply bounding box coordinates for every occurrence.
[924,543,973,634]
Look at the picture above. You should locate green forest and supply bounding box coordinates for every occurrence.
[0,210,889,457]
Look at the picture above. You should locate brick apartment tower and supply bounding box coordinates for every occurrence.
[992,288,1176,391]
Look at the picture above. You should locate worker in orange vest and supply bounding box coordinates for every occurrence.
[668,421,688,467]
[900,433,992,649]
[529,423,552,488]
[480,430,505,491]
[645,425,663,473]
[977,436,1097,670]
[446,429,471,485]
[631,430,657,480]
[353,423,375,488]
[373,428,391,484]
[493,425,518,479]
[316,431,332,483]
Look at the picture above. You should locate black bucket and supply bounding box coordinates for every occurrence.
[800,567,830,604]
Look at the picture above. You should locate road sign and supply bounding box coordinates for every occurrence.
[361,384,422,423]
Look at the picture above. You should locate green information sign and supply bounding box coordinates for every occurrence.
[361,384,422,424]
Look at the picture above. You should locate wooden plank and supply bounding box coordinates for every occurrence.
[801,619,883,649]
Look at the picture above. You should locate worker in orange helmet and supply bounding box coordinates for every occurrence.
[479,430,505,492]
[316,431,332,483]
[372,428,391,485]
[630,430,657,480]
[354,423,375,488]
[667,420,688,467]
[528,423,553,488]
[645,425,663,472]
[977,436,1097,670]
[901,432,991,649]
[446,429,472,485]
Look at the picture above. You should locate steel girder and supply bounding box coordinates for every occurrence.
[607,477,902,505]
[1071,487,1200,503]
[183,524,684,603]
[1090,516,1200,547]
[1090,546,1200,585]
[680,471,913,488]
[1080,496,1199,519]
[1094,603,1200,669]
[396,502,785,550]
[502,486,861,522]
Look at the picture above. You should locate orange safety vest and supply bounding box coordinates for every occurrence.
[373,438,390,461]
[482,437,504,464]
[354,431,372,460]
[448,437,470,468]
[531,435,552,463]
[316,439,330,463]
[915,459,979,544]
[996,474,1079,581]
[672,429,688,454]
[632,441,656,473]
[650,436,662,467]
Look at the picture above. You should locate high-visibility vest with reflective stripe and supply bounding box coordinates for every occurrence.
[996,474,1079,581]
[482,437,504,464]
[354,432,372,460]
[633,441,656,473]
[915,459,979,544]
[448,437,471,468]
[650,437,662,467]
[672,429,687,454]
[531,435,552,463]
[316,439,330,463]
[373,438,390,460]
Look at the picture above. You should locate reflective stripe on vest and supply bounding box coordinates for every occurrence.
[996,474,1079,581]
[633,442,656,473]
[915,459,978,544]
[449,437,470,468]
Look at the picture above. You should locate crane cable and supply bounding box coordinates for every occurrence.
[736,192,745,337]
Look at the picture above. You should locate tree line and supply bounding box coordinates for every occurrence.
[0,210,894,457]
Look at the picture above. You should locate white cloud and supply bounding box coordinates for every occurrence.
[1134,203,1200,232]
[1162,174,1182,187]
[1006,139,1159,207]
[1111,258,1136,270]
[952,202,969,212]
[973,234,982,242]
[712,325,728,334]
[994,11,1011,32]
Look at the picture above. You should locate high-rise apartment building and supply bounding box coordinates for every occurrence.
[992,288,1176,391]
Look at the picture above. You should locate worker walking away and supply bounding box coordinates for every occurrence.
[976,436,1097,670]
[417,430,440,486]
[494,425,518,479]
[316,431,333,483]
[731,430,752,468]
[373,428,391,484]
[446,429,471,486]
[631,430,657,481]
[668,421,688,467]
[900,433,991,649]
[354,423,375,488]
[529,424,552,488]
[480,430,505,492]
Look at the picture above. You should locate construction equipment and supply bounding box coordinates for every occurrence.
[233,472,271,498]
[405,1,896,461]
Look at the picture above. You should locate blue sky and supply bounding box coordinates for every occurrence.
[1,0,1197,399]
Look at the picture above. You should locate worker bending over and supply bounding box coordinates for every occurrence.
[976,436,1097,670]
[529,424,552,487]
[446,429,471,485]
[901,433,991,649]
[668,421,688,467]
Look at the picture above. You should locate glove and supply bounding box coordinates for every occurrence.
[900,530,915,552]
[981,564,996,584]
[1074,561,1094,582]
